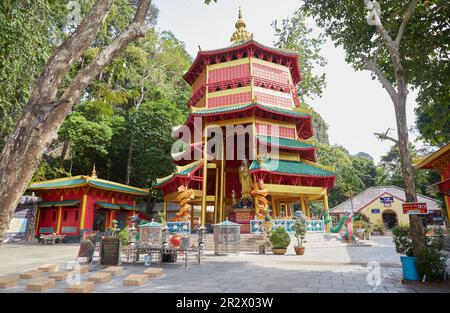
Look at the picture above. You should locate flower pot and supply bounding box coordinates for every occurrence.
[294,246,305,255]
[272,248,287,255]
[401,256,419,281]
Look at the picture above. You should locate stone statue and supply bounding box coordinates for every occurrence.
[231,190,237,208]
[238,159,253,201]
[251,178,269,220]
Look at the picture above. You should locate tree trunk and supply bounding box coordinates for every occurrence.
[125,136,134,185]
[58,140,70,168]
[392,94,424,255]
[0,0,152,242]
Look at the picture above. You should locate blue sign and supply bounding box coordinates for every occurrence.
[371,209,380,214]
[380,196,394,203]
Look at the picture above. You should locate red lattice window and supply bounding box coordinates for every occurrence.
[255,91,293,109]
[252,62,290,84]
[208,92,252,108]
[256,123,296,139]
[208,64,250,84]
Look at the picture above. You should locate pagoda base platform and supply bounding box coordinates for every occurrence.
[227,209,254,234]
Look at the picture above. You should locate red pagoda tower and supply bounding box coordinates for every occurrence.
[155,9,336,233]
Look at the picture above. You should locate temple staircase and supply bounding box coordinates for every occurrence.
[201,232,350,253]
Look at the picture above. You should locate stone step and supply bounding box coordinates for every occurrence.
[123,274,148,286]
[66,281,96,293]
[143,268,164,278]
[49,271,70,281]
[102,266,123,276]
[25,278,55,291]
[20,270,43,279]
[38,264,58,273]
[0,275,19,289]
[88,272,112,284]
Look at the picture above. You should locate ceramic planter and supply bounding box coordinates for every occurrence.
[294,246,305,255]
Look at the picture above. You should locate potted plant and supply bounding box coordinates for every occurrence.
[392,225,418,281]
[293,220,306,255]
[269,226,290,255]
[371,221,385,236]
[363,222,371,240]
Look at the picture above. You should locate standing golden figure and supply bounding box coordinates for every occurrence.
[252,178,269,220]
[238,159,253,201]
[175,185,194,221]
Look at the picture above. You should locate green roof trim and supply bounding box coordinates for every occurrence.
[119,204,137,211]
[249,159,335,177]
[193,103,310,118]
[30,178,86,189]
[38,200,80,208]
[28,176,148,196]
[96,201,120,210]
[257,135,315,149]
[154,160,202,188]
[88,180,148,195]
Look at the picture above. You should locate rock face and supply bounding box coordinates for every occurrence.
[123,274,148,286]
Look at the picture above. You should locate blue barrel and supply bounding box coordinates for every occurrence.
[401,256,419,281]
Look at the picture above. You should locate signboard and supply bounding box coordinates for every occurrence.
[77,231,98,261]
[371,209,380,214]
[380,196,394,203]
[402,202,428,215]
[100,239,121,265]
[7,218,27,233]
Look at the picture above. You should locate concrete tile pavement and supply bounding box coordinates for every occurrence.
[0,237,449,293]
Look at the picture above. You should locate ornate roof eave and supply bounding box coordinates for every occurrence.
[413,142,450,169]
[184,102,314,139]
[28,175,149,196]
[154,159,203,189]
[183,40,301,86]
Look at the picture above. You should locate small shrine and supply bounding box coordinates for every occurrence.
[28,167,149,240]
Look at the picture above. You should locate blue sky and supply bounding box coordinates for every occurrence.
[153,0,420,163]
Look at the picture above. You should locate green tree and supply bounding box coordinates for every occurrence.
[0,0,153,241]
[299,0,439,255]
[272,9,327,100]
[0,1,69,150]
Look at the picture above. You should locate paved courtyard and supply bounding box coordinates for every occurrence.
[0,236,449,293]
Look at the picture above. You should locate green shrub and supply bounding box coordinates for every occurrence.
[372,221,386,235]
[392,225,414,256]
[269,226,291,249]
[392,226,448,282]
[119,227,130,245]
[293,220,306,247]
[416,247,448,282]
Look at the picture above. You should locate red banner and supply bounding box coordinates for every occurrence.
[402,202,428,214]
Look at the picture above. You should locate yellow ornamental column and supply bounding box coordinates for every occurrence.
[214,167,219,224]
[324,190,330,233]
[163,199,168,222]
[201,127,209,227]
[56,207,62,234]
[79,193,88,230]
[35,209,41,236]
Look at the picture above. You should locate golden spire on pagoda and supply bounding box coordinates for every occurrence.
[91,164,97,179]
[230,7,253,44]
